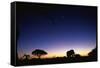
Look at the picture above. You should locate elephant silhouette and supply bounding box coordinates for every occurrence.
[66,50,75,58]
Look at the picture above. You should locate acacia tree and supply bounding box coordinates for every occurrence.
[32,49,47,59]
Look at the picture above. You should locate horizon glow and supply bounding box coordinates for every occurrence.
[16,4,97,58]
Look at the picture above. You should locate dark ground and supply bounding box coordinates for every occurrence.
[16,56,97,66]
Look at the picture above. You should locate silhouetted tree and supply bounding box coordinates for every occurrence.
[66,50,75,58]
[32,49,47,59]
[88,47,97,58]
[23,54,30,60]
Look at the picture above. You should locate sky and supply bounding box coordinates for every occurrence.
[16,2,97,58]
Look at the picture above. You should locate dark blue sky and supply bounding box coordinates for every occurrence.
[16,2,97,58]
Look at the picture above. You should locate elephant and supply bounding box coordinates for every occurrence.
[66,50,75,58]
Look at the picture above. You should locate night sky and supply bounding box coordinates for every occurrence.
[16,2,97,58]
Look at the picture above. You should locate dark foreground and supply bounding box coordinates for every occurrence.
[16,56,97,66]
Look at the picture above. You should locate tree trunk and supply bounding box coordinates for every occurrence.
[38,55,41,59]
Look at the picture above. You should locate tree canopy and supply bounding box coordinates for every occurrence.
[32,49,48,59]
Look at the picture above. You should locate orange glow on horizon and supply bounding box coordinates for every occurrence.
[18,47,94,59]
